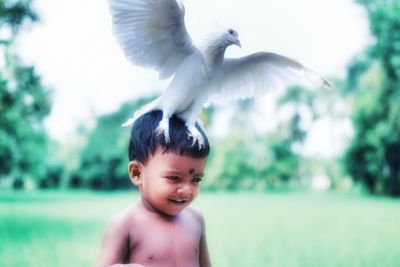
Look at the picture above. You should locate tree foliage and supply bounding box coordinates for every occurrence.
[0,0,38,43]
[344,0,400,196]
[0,0,51,187]
[72,96,156,190]
[203,98,304,191]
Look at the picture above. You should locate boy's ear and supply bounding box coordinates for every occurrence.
[128,161,142,186]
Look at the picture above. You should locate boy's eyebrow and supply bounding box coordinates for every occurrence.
[194,172,205,177]
[188,168,205,177]
[164,169,204,177]
[164,169,187,176]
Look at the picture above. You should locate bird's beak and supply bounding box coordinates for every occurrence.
[234,38,241,47]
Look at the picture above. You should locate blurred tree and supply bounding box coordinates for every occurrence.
[205,99,271,190]
[278,81,352,189]
[0,0,52,188]
[199,105,216,129]
[274,86,318,187]
[206,121,303,191]
[75,96,156,190]
[0,0,38,38]
[265,132,299,186]
[205,98,304,191]
[344,0,400,196]
[277,86,315,151]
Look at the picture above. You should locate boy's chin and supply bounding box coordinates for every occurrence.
[142,198,190,217]
[159,203,190,217]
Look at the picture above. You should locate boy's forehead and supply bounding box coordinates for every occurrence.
[151,147,208,171]
[154,145,208,160]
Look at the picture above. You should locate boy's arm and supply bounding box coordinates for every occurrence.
[94,213,133,267]
[198,214,212,267]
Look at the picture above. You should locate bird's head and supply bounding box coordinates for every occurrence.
[201,27,241,66]
[205,27,241,50]
[221,28,241,48]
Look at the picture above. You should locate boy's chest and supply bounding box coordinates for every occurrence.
[127,217,202,267]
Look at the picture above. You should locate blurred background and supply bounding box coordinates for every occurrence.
[1,0,399,266]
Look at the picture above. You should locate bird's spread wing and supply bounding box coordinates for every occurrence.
[205,52,331,105]
[108,0,196,79]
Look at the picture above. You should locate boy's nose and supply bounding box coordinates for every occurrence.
[177,184,192,197]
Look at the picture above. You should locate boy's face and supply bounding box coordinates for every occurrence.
[129,147,207,216]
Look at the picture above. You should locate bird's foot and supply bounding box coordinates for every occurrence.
[156,118,170,143]
[187,124,205,150]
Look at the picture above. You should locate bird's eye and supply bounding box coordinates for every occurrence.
[228,29,234,35]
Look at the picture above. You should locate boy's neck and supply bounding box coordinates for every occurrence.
[138,198,179,221]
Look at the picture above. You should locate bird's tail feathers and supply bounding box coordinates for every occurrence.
[121,118,135,127]
[121,98,161,128]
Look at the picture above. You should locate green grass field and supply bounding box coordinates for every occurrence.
[1,191,399,267]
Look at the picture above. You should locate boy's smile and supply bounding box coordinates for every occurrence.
[129,147,208,216]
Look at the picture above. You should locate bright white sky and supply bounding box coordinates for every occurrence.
[17,0,370,156]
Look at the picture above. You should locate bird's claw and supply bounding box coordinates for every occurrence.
[187,125,205,150]
[156,119,170,143]
[156,126,170,143]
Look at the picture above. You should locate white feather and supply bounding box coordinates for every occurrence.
[107,0,331,146]
[108,0,196,79]
[204,52,326,105]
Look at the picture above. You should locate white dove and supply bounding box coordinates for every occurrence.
[107,0,331,148]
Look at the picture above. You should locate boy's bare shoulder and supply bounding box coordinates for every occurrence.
[185,207,206,226]
[95,205,139,266]
[105,205,138,234]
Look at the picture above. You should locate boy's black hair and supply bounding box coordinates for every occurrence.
[128,110,210,164]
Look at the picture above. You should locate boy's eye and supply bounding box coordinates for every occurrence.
[192,177,202,183]
[167,176,179,181]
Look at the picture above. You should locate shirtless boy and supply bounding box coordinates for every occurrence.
[95,110,212,267]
